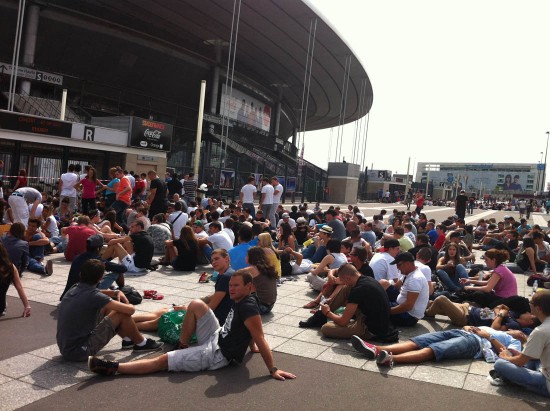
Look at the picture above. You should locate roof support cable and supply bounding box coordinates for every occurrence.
[352,78,366,164]
[8,0,26,111]
[327,127,334,164]
[337,54,352,162]
[297,17,317,162]
[335,54,351,162]
[355,78,368,165]
[220,0,242,166]
[360,108,371,171]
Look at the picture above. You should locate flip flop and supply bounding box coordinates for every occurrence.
[143,290,157,298]
[152,294,164,300]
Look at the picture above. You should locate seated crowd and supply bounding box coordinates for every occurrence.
[2,168,550,396]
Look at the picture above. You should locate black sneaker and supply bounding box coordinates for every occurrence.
[351,335,379,359]
[88,356,119,376]
[45,260,53,276]
[133,338,164,352]
[121,340,134,350]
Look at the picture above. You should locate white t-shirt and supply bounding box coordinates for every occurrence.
[60,172,78,197]
[208,230,234,250]
[169,211,188,239]
[277,218,296,229]
[369,252,399,281]
[414,261,432,283]
[273,183,283,203]
[195,230,208,239]
[223,227,235,244]
[44,215,59,237]
[241,184,257,203]
[396,268,429,319]
[127,174,136,188]
[28,203,43,218]
[261,184,274,204]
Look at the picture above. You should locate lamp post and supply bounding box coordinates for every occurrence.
[543,131,550,195]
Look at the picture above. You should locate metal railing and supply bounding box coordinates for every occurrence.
[2,89,82,123]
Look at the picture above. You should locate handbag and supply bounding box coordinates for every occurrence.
[121,285,143,305]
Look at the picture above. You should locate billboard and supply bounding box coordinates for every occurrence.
[128,117,172,151]
[220,89,271,132]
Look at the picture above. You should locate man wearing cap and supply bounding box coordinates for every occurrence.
[388,252,429,327]
[455,190,468,220]
[61,234,127,300]
[277,213,296,230]
[301,225,332,264]
[240,176,257,219]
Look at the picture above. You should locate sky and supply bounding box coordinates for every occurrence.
[303,0,550,184]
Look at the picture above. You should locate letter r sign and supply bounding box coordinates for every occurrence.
[84,126,95,141]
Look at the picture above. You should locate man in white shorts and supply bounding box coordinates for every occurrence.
[88,271,296,381]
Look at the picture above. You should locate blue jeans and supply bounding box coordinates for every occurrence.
[411,329,480,361]
[494,358,550,397]
[98,272,120,289]
[243,203,255,219]
[302,244,326,264]
[203,245,213,262]
[436,264,468,292]
[389,301,418,327]
[29,234,45,260]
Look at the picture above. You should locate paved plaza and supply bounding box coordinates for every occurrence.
[1,204,549,410]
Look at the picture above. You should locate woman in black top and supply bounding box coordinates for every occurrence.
[169,226,198,271]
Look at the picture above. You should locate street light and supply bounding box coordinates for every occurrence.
[544,132,550,195]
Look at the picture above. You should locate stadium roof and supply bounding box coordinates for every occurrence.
[0,0,373,138]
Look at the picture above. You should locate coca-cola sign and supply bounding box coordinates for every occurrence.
[129,117,172,151]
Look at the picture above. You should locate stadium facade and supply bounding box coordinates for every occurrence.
[0,0,373,201]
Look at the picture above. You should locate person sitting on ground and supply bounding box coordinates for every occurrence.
[198,222,233,262]
[277,221,296,251]
[474,218,489,241]
[408,234,438,272]
[243,247,278,314]
[426,294,538,330]
[55,197,73,228]
[163,226,198,271]
[228,225,253,271]
[2,222,29,276]
[384,252,429,327]
[415,247,435,296]
[0,242,31,317]
[201,248,235,324]
[101,220,154,275]
[63,215,96,262]
[57,260,163,362]
[316,264,393,341]
[60,234,127,300]
[460,248,518,307]
[435,243,468,293]
[491,291,550,397]
[369,238,400,282]
[86,209,119,241]
[88,270,296,381]
[392,226,414,252]
[439,230,475,263]
[533,231,550,263]
[343,228,372,260]
[301,225,332,263]
[351,325,527,368]
[515,236,545,274]
[433,224,447,251]
[147,213,172,255]
[306,239,347,292]
[23,218,53,276]
[168,201,188,240]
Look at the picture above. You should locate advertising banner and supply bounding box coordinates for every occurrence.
[0,110,71,138]
[220,169,235,190]
[286,177,296,193]
[129,117,172,151]
[220,89,271,132]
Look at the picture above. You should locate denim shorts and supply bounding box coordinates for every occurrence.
[411,329,480,361]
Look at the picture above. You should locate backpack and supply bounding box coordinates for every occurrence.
[121,285,143,305]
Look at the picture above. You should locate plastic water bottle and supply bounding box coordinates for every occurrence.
[544,264,550,279]
[533,280,539,295]
[478,270,484,282]
[466,261,471,270]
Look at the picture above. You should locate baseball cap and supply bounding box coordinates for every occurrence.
[87,234,104,248]
[282,213,290,218]
[390,252,415,265]
[193,220,204,227]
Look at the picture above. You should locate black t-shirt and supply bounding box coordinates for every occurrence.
[173,240,198,271]
[130,231,154,268]
[358,262,374,278]
[409,244,438,271]
[456,194,468,210]
[167,179,183,197]
[348,275,391,336]
[150,178,167,205]
[214,269,235,324]
[219,294,260,363]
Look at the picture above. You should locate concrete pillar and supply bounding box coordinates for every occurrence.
[209,41,222,114]
[20,4,40,95]
[274,87,283,136]
[327,162,360,204]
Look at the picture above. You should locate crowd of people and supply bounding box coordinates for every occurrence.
[2,166,550,398]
